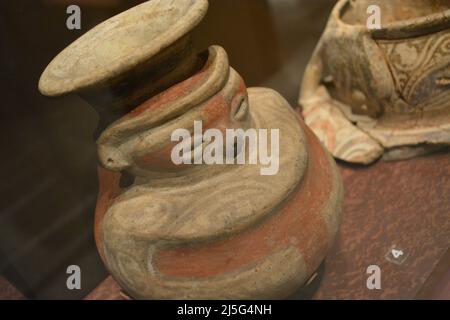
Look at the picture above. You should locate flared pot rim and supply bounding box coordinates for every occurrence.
[39,0,208,97]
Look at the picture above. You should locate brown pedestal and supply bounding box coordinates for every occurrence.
[86,152,450,300]
[0,276,26,300]
[84,277,127,300]
[314,151,450,299]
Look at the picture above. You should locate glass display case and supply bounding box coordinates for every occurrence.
[0,0,448,301]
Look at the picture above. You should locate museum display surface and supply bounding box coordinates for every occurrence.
[0,0,448,302]
[300,0,450,164]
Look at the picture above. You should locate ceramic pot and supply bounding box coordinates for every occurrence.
[300,0,450,164]
[40,0,343,299]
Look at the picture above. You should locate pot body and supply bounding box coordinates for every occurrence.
[95,84,344,300]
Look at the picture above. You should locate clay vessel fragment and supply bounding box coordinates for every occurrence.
[300,0,450,164]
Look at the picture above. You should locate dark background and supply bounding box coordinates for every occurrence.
[0,0,335,299]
